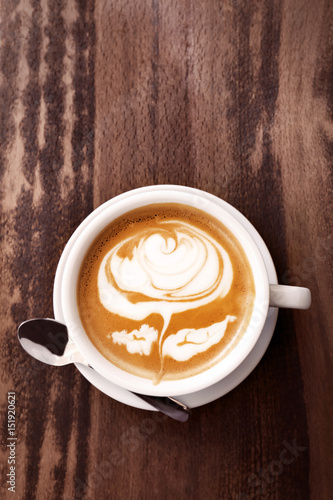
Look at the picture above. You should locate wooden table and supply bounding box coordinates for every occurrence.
[1,0,332,498]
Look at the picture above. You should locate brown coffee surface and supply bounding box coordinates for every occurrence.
[77,204,255,383]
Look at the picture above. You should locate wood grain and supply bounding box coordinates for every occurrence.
[1,0,332,499]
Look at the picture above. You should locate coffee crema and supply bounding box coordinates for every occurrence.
[77,204,255,383]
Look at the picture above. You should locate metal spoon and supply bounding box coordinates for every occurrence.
[17,319,191,422]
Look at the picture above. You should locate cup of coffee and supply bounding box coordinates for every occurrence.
[57,185,311,396]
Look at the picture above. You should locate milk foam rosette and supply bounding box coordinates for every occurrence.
[98,221,233,316]
[98,220,235,359]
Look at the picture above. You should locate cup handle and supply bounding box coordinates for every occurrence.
[269,284,311,309]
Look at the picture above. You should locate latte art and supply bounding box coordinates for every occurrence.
[98,221,233,322]
[77,204,255,382]
[102,223,233,302]
[98,221,234,372]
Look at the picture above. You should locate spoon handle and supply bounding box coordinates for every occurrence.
[133,393,191,422]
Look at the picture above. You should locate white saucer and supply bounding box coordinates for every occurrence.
[53,185,278,410]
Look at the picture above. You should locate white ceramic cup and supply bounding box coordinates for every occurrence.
[56,186,311,397]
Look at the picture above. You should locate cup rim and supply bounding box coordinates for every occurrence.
[60,186,269,396]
